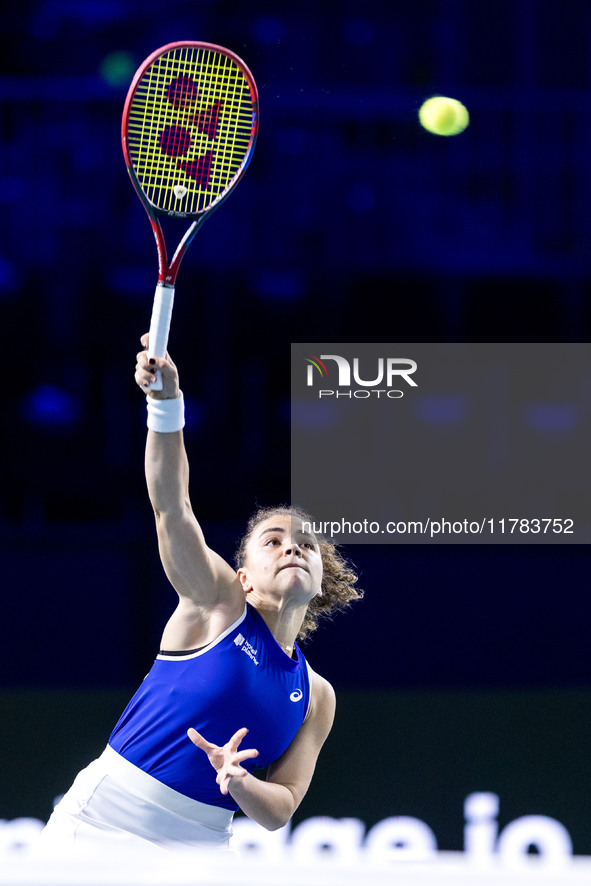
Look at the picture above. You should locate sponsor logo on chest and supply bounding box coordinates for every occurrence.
[234,633,259,666]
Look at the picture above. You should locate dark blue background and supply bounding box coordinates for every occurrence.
[1,0,590,692]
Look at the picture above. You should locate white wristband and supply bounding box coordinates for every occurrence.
[146,392,185,433]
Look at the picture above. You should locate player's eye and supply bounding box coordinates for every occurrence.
[297,538,316,549]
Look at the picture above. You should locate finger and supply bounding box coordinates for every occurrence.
[135,359,154,377]
[218,779,229,795]
[227,727,249,752]
[135,373,150,390]
[135,368,155,390]
[135,351,167,389]
[137,351,166,370]
[140,333,149,349]
[137,355,167,376]
[187,728,215,752]
[216,766,248,791]
[135,350,152,383]
[218,765,247,781]
[233,748,259,764]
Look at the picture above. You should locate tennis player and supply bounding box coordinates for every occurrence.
[36,336,362,856]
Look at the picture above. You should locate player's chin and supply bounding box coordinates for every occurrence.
[277,564,308,577]
[278,570,310,590]
[286,578,319,603]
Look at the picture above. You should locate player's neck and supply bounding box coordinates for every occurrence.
[250,598,305,656]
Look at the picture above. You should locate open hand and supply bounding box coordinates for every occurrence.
[187,727,259,795]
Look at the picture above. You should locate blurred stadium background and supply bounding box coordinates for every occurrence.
[1,0,590,873]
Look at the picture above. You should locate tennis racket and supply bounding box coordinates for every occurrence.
[122,41,259,389]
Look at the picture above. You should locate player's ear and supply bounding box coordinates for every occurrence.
[237,568,253,594]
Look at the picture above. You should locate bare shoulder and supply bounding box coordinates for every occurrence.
[160,572,246,651]
[306,663,336,735]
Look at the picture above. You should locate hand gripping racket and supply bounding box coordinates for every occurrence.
[122,41,259,388]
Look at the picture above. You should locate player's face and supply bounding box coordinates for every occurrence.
[239,515,323,602]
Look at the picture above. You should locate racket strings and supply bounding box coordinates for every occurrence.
[126,46,255,215]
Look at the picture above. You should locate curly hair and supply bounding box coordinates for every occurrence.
[235,505,363,643]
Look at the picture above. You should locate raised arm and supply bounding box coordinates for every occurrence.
[134,337,244,637]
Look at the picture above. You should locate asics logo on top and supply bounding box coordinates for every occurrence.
[290,689,303,702]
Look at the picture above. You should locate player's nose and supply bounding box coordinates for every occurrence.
[283,541,302,555]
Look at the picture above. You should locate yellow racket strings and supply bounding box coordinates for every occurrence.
[127,46,255,214]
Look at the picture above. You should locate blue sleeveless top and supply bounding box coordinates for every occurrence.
[108,604,310,810]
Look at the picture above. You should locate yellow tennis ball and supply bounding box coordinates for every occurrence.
[418,96,469,136]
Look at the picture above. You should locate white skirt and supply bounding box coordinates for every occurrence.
[35,745,234,857]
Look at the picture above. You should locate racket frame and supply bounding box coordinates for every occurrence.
[121,41,259,385]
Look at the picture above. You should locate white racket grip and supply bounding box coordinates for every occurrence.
[147,283,175,391]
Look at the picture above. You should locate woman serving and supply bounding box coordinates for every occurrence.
[38,337,362,855]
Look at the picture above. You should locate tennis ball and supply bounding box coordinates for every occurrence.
[418,96,469,136]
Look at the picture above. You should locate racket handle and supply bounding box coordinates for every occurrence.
[147,282,175,391]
